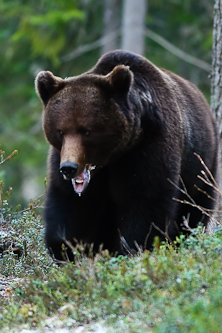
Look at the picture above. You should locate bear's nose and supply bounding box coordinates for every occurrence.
[60,162,78,180]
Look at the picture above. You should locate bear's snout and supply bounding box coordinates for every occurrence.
[60,161,78,180]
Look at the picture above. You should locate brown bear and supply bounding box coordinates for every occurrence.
[35,50,218,261]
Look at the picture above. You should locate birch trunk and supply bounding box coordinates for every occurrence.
[121,0,147,55]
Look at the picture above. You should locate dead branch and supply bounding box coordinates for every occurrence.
[145,29,211,72]
[0,150,18,165]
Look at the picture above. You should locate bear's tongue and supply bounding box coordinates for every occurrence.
[71,167,91,197]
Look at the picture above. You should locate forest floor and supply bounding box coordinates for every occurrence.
[1,195,222,332]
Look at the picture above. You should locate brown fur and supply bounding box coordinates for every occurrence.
[35,50,218,261]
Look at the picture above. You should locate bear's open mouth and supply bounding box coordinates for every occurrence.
[71,165,96,196]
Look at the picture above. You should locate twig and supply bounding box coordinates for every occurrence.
[144,223,153,249]
[12,194,45,214]
[194,153,219,188]
[134,241,143,256]
[145,29,211,72]
[0,150,18,165]
[120,235,135,256]
[61,28,210,74]
[173,197,220,225]
[151,222,173,243]
[61,30,120,63]
[169,159,221,226]
[194,184,218,203]
[13,205,44,214]
[168,176,197,207]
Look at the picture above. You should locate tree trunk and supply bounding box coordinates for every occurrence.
[121,0,147,55]
[211,0,222,219]
[211,0,222,132]
[101,0,121,55]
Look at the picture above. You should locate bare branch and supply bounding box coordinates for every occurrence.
[194,153,219,187]
[61,30,120,63]
[61,28,210,74]
[120,235,136,256]
[145,29,211,72]
[151,222,173,243]
[0,150,18,165]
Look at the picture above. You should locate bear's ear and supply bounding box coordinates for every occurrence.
[107,65,133,96]
[35,71,65,106]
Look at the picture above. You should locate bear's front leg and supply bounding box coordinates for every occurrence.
[44,185,77,261]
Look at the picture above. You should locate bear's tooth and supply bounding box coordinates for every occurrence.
[75,179,84,184]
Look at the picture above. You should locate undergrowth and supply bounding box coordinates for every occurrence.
[1,208,222,333]
[1,150,222,332]
[0,197,52,277]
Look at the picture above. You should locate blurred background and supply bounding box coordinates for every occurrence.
[0,0,213,207]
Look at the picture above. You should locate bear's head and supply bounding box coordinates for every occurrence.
[35,65,142,195]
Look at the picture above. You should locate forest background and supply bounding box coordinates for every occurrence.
[0,0,213,207]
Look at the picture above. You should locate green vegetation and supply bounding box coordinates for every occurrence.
[1,183,222,332]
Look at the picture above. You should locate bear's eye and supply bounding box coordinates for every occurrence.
[84,130,90,137]
[57,130,63,137]
[80,128,90,137]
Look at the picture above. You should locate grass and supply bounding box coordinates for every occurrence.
[1,150,222,332]
[1,194,222,332]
